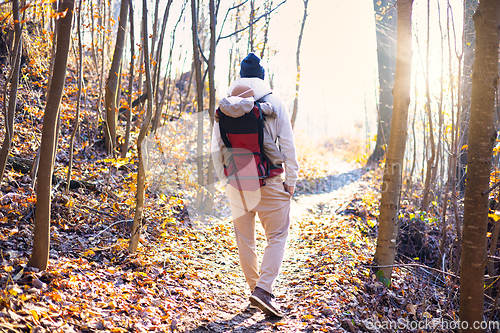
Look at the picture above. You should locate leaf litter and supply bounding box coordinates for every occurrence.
[0,52,459,332]
[0,151,460,332]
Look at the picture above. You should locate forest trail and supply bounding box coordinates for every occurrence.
[183,160,373,332]
[0,158,385,333]
[0,0,485,328]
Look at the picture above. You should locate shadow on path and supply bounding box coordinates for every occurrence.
[190,308,283,332]
[188,167,369,332]
[295,167,367,196]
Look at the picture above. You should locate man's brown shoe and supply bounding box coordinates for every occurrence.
[249,287,284,317]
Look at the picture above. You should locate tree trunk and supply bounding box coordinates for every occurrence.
[179,65,194,117]
[66,0,83,193]
[450,0,467,273]
[151,0,160,64]
[449,76,461,269]
[437,179,449,268]
[138,21,144,96]
[248,0,254,52]
[129,0,154,253]
[121,0,135,158]
[488,216,500,279]
[290,0,308,129]
[96,0,106,126]
[421,0,436,211]
[45,0,59,101]
[434,3,445,208]
[459,1,500,330]
[157,3,189,121]
[367,0,397,167]
[406,73,417,199]
[104,0,129,154]
[28,0,74,270]
[260,0,271,59]
[90,0,99,74]
[203,0,217,214]
[373,0,413,281]
[457,0,478,195]
[0,0,22,183]
[191,0,205,209]
[151,0,174,133]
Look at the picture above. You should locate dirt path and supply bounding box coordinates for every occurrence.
[184,161,371,332]
[0,159,379,332]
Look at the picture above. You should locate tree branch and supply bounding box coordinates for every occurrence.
[197,37,209,64]
[218,0,288,41]
[365,263,460,279]
[217,0,250,43]
[483,180,500,196]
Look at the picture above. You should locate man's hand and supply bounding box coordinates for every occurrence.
[284,184,295,196]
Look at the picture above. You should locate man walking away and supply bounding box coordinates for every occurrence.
[211,53,299,317]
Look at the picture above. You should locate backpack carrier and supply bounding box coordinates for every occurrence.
[217,101,284,191]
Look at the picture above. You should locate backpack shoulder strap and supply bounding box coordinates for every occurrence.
[256,92,273,122]
[256,92,272,103]
[255,102,270,171]
[256,103,264,152]
[217,108,232,148]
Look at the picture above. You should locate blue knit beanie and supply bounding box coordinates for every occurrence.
[240,53,265,80]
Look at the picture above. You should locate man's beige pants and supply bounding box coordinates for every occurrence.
[226,176,291,294]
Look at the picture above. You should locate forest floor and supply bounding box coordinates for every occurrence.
[0,52,460,331]
[184,159,375,332]
[0,146,459,333]
[0,11,470,331]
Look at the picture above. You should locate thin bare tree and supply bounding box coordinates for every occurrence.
[457,0,478,195]
[290,0,308,129]
[129,0,154,253]
[421,0,436,211]
[260,0,272,59]
[150,0,174,133]
[203,0,218,214]
[0,0,23,183]
[66,0,84,193]
[104,0,129,154]
[248,0,255,52]
[121,0,135,158]
[191,0,205,210]
[28,0,75,270]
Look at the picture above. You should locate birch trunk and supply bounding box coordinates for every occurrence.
[459,1,500,330]
[373,0,413,281]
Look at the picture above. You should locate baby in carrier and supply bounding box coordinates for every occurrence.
[216,84,285,165]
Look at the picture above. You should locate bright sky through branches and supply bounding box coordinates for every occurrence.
[215,0,379,142]
[133,0,464,144]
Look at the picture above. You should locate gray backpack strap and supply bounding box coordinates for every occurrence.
[256,92,272,103]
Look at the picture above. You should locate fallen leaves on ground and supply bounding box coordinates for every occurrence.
[0,160,462,333]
